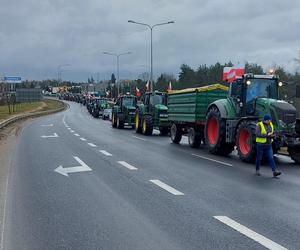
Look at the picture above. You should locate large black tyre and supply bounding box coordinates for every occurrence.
[117,114,125,129]
[205,107,234,156]
[236,120,257,163]
[142,115,153,135]
[170,123,182,144]
[135,111,142,133]
[93,109,99,118]
[159,127,169,136]
[188,128,202,148]
[288,145,300,164]
[111,113,117,128]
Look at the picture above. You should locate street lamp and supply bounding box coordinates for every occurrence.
[102,52,132,95]
[128,20,174,91]
[57,64,70,86]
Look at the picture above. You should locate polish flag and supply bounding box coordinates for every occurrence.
[136,86,141,97]
[106,90,110,97]
[223,64,245,83]
[146,81,150,91]
[167,81,172,91]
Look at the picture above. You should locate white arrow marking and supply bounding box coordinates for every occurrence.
[41,124,53,127]
[40,133,58,138]
[54,156,92,177]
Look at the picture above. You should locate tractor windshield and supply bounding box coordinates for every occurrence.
[152,94,167,105]
[246,79,278,103]
[122,97,136,107]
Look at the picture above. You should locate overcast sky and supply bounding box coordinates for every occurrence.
[0,0,299,82]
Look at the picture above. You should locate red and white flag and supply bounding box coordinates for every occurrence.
[223,64,245,83]
[146,80,150,91]
[106,90,110,97]
[136,86,141,97]
[167,81,172,91]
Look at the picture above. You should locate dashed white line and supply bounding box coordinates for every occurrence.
[132,135,148,141]
[117,161,138,170]
[74,134,80,136]
[191,153,233,167]
[99,150,112,156]
[149,179,184,196]
[70,130,75,133]
[214,216,287,250]
[67,128,71,130]
[80,138,87,141]
[87,143,97,147]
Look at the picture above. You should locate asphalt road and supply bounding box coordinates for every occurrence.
[3,101,300,250]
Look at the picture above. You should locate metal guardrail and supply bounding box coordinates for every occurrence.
[0,100,68,130]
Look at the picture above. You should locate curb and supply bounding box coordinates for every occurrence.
[0,100,68,130]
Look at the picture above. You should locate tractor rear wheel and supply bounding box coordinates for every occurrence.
[205,107,234,156]
[135,112,142,133]
[170,123,182,144]
[142,115,153,135]
[188,128,201,148]
[288,145,300,164]
[112,113,117,128]
[117,114,124,129]
[236,120,257,162]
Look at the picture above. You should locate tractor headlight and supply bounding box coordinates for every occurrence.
[278,82,283,87]
[129,112,135,115]
[159,113,168,118]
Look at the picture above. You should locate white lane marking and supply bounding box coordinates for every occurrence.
[87,143,97,147]
[214,216,287,250]
[80,138,87,141]
[99,150,112,156]
[40,133,59,138]
[54,156,92,177]
[67,128,71,130]
[74,134,80,136]
[117,161,138,170]
[149,179,184,196]
[132,135,148,141]
[70,130,75,133]
[41,124,53,127]
[191,153,233,167]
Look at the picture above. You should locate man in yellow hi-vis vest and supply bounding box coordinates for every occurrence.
[256,114,281,177]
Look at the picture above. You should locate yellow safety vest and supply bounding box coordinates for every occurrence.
[256,121,274,143]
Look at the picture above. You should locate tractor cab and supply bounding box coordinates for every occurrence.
[143,91,168,114]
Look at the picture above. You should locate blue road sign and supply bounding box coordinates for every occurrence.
[3,76,22,83]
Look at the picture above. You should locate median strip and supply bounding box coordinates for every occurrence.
[149,179,184,196]
[214,216,287,250]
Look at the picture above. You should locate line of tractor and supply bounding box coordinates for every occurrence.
[60,73,300,164]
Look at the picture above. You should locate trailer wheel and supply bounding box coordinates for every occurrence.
[117,114,124,129]
[236,121,257,162]
[142,115,153,135]
[170,123,182,144]
[135,112,142,133]
[205,107,234,156]
[288,146,300,164]
[188,128,201,148]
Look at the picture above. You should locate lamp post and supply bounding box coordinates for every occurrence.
[102,52,132,95]
[128,20,174,91]
[57,64,70,86]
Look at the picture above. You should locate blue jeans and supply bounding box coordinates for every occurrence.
[256,144,276,172]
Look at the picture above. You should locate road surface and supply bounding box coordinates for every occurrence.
[3,101,300,250]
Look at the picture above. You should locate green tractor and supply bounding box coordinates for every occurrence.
[111,94,137,129]
[135,91,169,135]
[205,74,300,163]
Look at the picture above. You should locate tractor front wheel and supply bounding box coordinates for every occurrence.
[205,107,234,156]
[135,112,142,133]
[288,145,300,164]
[112,113,117,128]
[236,120,257,163]
[170,123,182,144]
[117,114,124,129]
[142,115,153,135]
